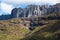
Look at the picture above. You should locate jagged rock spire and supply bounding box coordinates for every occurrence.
[24,9,27,18]
[34,6,42,16]
[17,8,22,18]
[34,6,38,16]
[16,7,19,18]
[37,5,42,16]
[28,10,32,18]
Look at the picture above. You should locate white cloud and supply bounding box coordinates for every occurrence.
[1,3,14,14]
[1,0,29,5]
[1,0,60,5]
[0,11,3,15]
[0,0,60,15]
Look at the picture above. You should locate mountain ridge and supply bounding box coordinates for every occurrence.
[0,3,60,20]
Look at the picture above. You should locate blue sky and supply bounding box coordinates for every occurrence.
[0,0,60,15]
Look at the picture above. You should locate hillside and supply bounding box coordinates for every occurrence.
[0,18,29,40]
[0,12,60,40]
[20,12,60,40]
[21,20,60,40]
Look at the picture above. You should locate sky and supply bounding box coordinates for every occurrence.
[0,0,60,15]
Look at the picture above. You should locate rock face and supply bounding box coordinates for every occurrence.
[11,3,60,18]
[11,5,48,18]
[0,3,60,20]
[11,8,23,18]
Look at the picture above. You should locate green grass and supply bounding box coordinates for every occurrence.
[21,20,60,40]
[0,18,29,40]
[0,14,60,40]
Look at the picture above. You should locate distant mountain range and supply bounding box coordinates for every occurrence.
[0,3,60,20]
[11,3,60,18]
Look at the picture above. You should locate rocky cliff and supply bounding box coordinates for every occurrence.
[11,3,60,18]
[0,3,60,20]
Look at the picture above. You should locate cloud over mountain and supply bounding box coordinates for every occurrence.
[1,3,14,14]
[1,0,60,5]
[0,0,60,15]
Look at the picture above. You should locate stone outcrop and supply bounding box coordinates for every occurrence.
[0,3,60,20]
[11,3,60,18]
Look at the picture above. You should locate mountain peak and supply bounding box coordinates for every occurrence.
[54,3,60,7]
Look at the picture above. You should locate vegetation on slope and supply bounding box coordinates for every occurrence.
[0,12,60,40]
[21,20,60,40]
[0,18,29,40]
